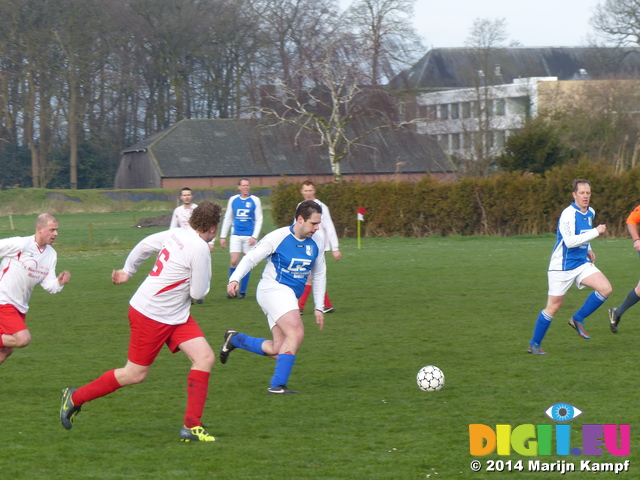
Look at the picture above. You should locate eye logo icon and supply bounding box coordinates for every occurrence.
[545,403,583,422]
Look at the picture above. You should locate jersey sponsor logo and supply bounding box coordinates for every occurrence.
[236,209,251,218]
[288,258,312,272]
[22,258,49,279]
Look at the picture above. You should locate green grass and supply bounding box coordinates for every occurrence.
[0,213,637,479]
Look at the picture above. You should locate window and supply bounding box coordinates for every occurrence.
[450,103,459,119]
[510,97,529,115]
[438,104,449,120]
[495,98,506,116]
[451,133,460,150]
[461,102,471,119]
[462,133,472,150]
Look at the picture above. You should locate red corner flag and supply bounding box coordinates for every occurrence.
[357,207,367,221]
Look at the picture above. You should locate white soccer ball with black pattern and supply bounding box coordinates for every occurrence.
[416,365,445,392]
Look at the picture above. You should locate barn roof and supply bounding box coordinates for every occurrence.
[388,46,640,91]
[122,117,454,178]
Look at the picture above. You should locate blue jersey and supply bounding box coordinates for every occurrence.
[220,194,263,238]
[229,225,326,299]
[549,203,600,271]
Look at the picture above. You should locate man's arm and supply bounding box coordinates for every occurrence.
[190,246,212,301]
[169,207,179,229]
[40,252,67,294]
[122,230,171,276]
[228,235,274,285]
[559,209,601,249]
[320,203,340,251]
[252,196,263,240]
[219,197,235,247]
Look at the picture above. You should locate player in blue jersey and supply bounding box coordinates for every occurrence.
[220,200,326,394]
[219,178,263,299]
[528,179,611,354]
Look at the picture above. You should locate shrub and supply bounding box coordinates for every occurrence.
[271,161,636,238]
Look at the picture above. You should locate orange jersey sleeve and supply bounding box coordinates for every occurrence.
[626,205,640,225]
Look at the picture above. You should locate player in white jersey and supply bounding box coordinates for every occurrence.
[0,213,70,365]
[220,178,263,298]
[297,180,341,314]
[60,202,222,442]
[220,200,326,394]
[528,179,611,355]
[170,187,214,252]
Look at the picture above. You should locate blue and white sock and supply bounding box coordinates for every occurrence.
[573,291,607,323]
[531,310,553,346]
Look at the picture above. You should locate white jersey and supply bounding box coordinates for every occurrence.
[123,228,211,325]
[230,225,326,310]
[296,198,339,252]
[0,235,64,313]
[170,204,198,229]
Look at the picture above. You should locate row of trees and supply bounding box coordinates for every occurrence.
[0,0,423,189]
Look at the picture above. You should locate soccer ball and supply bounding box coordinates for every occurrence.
[416,365,445,392]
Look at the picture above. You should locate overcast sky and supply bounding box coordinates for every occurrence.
[413,0,603,48]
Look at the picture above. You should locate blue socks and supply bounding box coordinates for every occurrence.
[271,353,296,388]
[240,272,251,294]
[232,333,266,356]
[573,291,607,323]
[531,310,553,345]
[229,267,251,294]
[230,333,296,388]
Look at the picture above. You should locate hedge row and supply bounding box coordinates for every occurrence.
[271,161,640,238]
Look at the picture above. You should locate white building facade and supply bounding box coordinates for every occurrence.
[415,77,559,160]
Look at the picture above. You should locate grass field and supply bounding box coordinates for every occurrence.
[0,212,638,479]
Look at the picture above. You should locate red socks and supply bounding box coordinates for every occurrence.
[70,368,210,428]
[72,369,122,406]
[324,291,333,308]
[298,284,312,311]
[184,369,210,428]
[299,286,333,311]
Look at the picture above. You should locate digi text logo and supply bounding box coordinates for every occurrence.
[469,403,630,457]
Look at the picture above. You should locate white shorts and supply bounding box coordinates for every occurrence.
[230,235,252,254]
[548,262,601,296]
[256,281,299,329]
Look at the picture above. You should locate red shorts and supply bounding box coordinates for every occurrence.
[0,304,27,335]
[127,306,205,366]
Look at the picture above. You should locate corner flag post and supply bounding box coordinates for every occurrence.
[357,207,367,250]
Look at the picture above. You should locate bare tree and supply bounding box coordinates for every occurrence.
[461,17,510,176]
[257,38,401,181]
[465,17,508,50]
[53,0,115,189]
[345,0,423,86]
[251,0,340,88]
[0,0,63,187]
[591,0,640,47]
